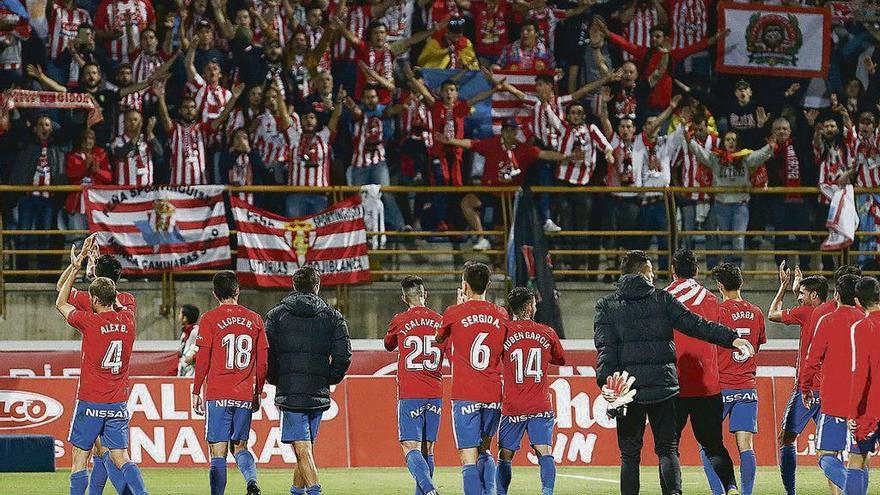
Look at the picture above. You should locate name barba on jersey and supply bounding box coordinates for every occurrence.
[729,311,756,321]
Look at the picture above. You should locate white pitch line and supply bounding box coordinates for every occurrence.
[558,474,620,484]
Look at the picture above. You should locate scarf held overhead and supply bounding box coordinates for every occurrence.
[0,90,104,127]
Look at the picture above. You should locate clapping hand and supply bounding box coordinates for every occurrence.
[602,371,637,413]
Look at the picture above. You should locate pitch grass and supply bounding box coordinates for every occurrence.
[0,467,873,494]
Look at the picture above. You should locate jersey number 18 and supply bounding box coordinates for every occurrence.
[222,334,253,369]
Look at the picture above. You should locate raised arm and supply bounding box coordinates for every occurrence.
[210,83,245,131]
[330,14,361,46]
[643,94,681,136]
[433,132,473,149]
[403,65,436,106]
[25,65,67,93]
[357,60,395,91]
[153,81,173,132]
[598,88,613,139]
[570,67,622,101]
[327,88,347,133]
[184,39,197,82]
[768,261,791,323]
[56,236,94,319]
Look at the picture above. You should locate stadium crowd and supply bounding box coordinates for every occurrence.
[1,0,879,271]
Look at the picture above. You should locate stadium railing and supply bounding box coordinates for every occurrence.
[0,185,869,316]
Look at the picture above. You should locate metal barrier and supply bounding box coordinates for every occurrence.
[0,184,875,316]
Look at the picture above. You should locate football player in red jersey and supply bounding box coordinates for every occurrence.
[800,273,865,492]
[384,275,445,495]
[700,263,766,495]
[437,262,508,495]
[846,276,880,495]
[192,271,268,495]
[496,288,565,495]
[767,261,829,495]
[55,238,148,495]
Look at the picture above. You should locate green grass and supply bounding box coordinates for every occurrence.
[0,466,872,494]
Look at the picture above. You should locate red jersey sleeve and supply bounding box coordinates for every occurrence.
[438,306,457,341]
[470,138,494,157]
[66,309,88,332]
[516,144,542,169]
[384,317,400,351]
[800,320,829,393]
[781,305,812,326]
[550,331,565,365]
[68,288,92,311]
[454,100,471,118]
[849,320,872,418]
[192,316,212,395]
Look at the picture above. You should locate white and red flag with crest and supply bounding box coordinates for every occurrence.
[232,196,370,287]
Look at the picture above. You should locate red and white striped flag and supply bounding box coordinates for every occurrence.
[491,70,540,136]
[232,196,370,288]
[85,186,231,273]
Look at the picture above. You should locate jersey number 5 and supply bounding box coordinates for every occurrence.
[510,347,543,383]
[101,340,124,375]
[221,334,253,369]
[733,328,751,363]
[403,335,442,371]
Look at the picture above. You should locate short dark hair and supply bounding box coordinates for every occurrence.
[621,250,650,275]
[293,266,321,292]
[671,248,698,279]
[181,304,200,325]
[89,277,117,307]
[212,270,239,300]
[440,79,458,90]
[856,276,880,307]
[837,274,860,306]
[94,255,122,282]
[400,275,425,300]
[362,85,381,95]
[835,264,862,282]
[520,18,540,31]
[507,287,535,318]
[463,261,490,295]
[650,25,668,37]
[800,275,829,302]
[711,263,743,291]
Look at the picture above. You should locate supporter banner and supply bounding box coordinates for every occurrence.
[0,376,817,468]
[0,348,799,377]
[0,90,103,127]
[85,186,232,273]
[717,2,830,78]
[491,70,543,136]
[232,196,370,288]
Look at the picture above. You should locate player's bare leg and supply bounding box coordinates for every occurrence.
[845,453,870,495]
[293,440,320,493]
[229,440,260,495]
[734,431,756,495]
[70,446,92,495]
[457,446,482,495]
[107,449,148,495]
[400,440,439,495]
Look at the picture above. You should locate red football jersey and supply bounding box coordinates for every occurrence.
[67,308,136,403]
[779,304,817,379]
[385,306,447,399]
[501,319,565,416]
[848,312,880,420]
[438,300,508,403]
[665,278,721,397]
[799,300,838,391]
[70,287,137,313]
[193,304,269,402]
[800,305,865,417]
[717,299,766,389]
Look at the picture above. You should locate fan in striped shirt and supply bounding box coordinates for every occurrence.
[155,80,244,185]
[110,108,163,186]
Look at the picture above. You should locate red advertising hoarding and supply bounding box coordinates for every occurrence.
[0,376,816,469]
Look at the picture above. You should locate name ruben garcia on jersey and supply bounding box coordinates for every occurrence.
[728,311,756,321]
[403,318,440,333]
[460,314,501,328]
[503,331,552,351]
[217,316,255,330]
[407,401,442,418]
[100,323,128,335]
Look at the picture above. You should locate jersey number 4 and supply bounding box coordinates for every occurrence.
[221,334,253,369]
[403,335,442,371]
[510,347,543,383]
[101,340,124,375]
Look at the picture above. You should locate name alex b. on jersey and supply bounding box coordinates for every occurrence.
[460,314,501,328]
[504,331,553,351]
[100,323,128,334]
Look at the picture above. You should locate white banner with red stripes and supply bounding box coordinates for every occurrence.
[232,196,370,288]
[491,70,545,135]
[84,186,231,273]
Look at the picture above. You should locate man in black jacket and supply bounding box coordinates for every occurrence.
[265,266,352,495]
[594,250,754,495]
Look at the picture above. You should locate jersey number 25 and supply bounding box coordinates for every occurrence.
[403,335,442,371]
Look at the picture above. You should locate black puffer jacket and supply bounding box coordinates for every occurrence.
[594,274,737,404]
[265,292,352,411]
